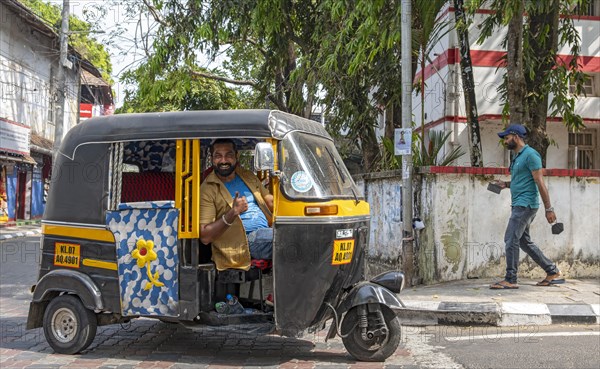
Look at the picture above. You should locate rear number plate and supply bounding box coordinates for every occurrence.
[332,239,354,265]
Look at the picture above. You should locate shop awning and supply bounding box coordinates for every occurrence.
[30,133,54,156]
[0,153,37,165]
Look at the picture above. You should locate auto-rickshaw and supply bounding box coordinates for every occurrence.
[27,110,406,361]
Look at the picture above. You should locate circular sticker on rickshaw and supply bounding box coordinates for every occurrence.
[290,171,313,193]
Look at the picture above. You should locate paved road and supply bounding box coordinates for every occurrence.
[412,324,600,368]
[1,237,598,368]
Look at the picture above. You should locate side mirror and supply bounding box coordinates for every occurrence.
[254,142,274,171]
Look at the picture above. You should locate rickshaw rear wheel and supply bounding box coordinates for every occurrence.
[43,294,97,355]
[341,304,401,362]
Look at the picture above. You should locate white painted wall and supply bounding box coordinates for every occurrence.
[357,171,600,282]
[419,172,600,282]
[0,2,80,143]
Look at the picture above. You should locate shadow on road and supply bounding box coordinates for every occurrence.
[1,317,356,366]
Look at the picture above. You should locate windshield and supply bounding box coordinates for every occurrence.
[280,132,363,200]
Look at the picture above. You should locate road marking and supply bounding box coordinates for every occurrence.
[439,331,600,342]
[404,329,464,368]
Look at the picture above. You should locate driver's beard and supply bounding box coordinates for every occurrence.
[214,164,236,177]
[506,141,517,150]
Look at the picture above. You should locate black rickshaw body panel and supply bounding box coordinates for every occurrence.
[273,217,369,336]
[44,143,110,225]
[57,110,330,161]
[36,231,120,313]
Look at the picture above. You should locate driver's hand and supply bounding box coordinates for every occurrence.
[232,191,248,215]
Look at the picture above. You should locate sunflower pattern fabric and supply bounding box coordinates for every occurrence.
[107,201,179,317]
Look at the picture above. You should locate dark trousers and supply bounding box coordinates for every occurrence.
[504,206,559,283]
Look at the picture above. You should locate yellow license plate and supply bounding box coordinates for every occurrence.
[332,239,355,265]
[54,242,81,268]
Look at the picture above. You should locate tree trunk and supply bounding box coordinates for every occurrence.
[506,0,528,125]
[384,103,399,142]
[359,123,379,172]
[525,1,560,167]
[453,0,484,167]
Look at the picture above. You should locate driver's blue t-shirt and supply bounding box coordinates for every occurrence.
[224,175,268,233]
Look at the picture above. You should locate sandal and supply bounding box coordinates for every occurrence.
[490,280,519,289]
[536,272,564,286]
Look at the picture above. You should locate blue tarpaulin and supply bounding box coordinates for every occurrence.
[6,167,16,220]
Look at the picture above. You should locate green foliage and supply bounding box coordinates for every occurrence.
[315,0,448,171]
[413,130,466,167]
[138,0,322,116]
[95,0,450,171]
[117,64,245,113]
[20,0,113,84]
[316,0,402,132]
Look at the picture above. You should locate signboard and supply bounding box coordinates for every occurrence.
[80,103,93,119]
[394,128,412,155]
[0,118,30,155]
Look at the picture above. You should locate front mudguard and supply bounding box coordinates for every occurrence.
[337,281,404,315]
[326,281,403,340]
[27,269,104,329]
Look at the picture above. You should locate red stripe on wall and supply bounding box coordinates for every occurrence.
[420,115,600,131]
[416,49,600,84]
[421,166,600,177]
[444,6,600,21]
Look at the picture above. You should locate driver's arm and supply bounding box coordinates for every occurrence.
[200,212,233,245]
[264,193,274,212]
[200,190,247,244]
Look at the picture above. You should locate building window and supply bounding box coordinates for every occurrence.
[575,0,600,16]
[568,129,598,169]
[570,73,599,97]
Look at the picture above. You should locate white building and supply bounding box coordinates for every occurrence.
[408,1,600,169]
[0,0,111,223]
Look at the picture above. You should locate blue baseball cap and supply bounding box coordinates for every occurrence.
[498,124,527,138]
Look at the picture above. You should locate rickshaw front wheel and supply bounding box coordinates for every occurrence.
[43,294,97,354]
[341,304,401,362]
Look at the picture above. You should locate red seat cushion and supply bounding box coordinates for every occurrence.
[121,172,175,203]
[251,259,272,271]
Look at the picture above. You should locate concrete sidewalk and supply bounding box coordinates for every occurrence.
[0,221,41,240]
[398,277,600,327]
[1,222,598,327]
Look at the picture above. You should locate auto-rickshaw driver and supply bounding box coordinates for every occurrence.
[199,138,274,270]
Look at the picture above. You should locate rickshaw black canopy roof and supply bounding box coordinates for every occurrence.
[60,110,331,159]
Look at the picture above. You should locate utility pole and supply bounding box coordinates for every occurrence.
[53,0,70,158]
[400,0,414,283]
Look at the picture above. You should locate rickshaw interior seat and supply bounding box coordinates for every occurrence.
[121,171,175,203]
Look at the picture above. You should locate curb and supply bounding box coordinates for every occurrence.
[398,300,600,327]
[0,220,41,228]
[0,228,42,241]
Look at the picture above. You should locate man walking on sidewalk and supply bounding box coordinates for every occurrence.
[490,124,563,290]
